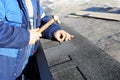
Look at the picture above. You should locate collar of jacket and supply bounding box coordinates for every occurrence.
[23,0,40,28]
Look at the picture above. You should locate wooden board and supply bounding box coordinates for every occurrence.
[74,11,120,21]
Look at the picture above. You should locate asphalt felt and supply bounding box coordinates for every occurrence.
[41,23,120,80]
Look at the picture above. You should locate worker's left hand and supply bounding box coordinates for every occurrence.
[54,30,74,42]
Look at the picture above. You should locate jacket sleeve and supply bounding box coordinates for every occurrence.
[40,15,61,39]
[0,21,30,49]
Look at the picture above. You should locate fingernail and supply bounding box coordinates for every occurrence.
[65,39,68,41]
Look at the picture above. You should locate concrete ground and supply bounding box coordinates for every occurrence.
[40,0,120,80]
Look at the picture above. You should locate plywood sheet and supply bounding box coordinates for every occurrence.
[74,11,120,21]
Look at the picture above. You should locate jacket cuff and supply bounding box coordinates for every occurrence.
[48,23,61,39]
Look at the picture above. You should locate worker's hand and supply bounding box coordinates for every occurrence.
[29,28,42,45]
[54,30,74,42]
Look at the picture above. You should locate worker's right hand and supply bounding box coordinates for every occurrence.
[29,28,42,45]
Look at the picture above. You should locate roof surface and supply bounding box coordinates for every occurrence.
[41,0,120,80]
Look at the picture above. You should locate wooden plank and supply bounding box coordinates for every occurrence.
[74,11,120,21]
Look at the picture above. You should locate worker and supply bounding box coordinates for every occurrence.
[0,0,73,80]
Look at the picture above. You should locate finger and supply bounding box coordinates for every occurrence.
[71,35,74,38]
[68,35,74,40]
[56,34,62,42]
[36,37,39,40]
[57,33,65,42]
[60,32,66,41]
[56,35,64,42]
[66,33,73,41]
[65,33,74,41]
[65,33,70,41]
[35,32,41,40]
[39,33,42,37]
[33,28,40,31]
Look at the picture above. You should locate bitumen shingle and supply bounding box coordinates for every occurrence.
[41,23,120,80]
[41,0,120,80]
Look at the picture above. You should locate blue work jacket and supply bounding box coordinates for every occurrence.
[0,0,61,80]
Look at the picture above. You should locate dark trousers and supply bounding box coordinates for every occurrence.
[16,43,53,80]
[16,53,41,80]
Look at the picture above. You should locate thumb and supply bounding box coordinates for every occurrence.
[39,33,42,37]
[34,28,40,31]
